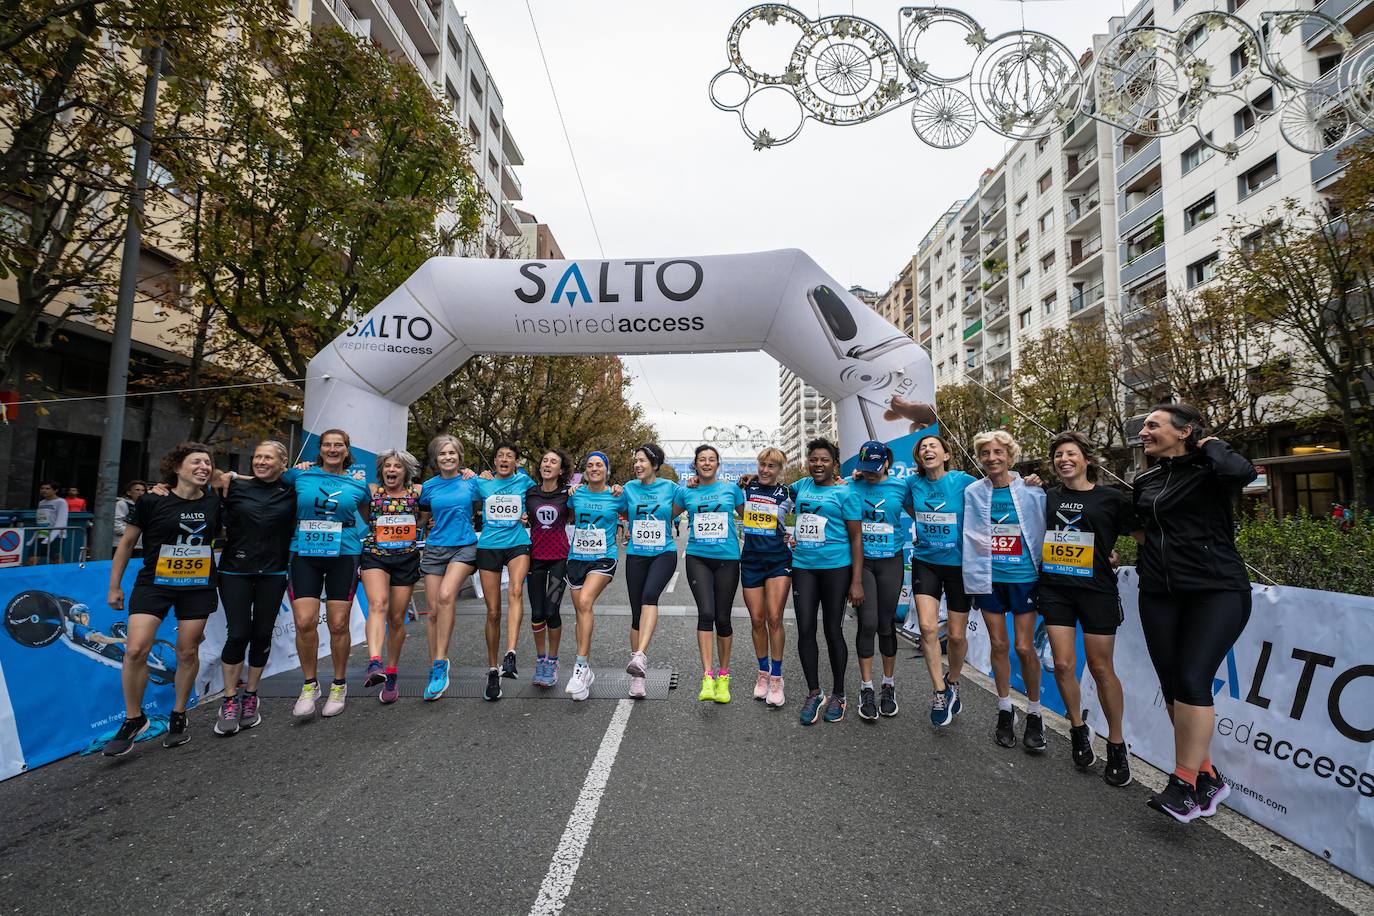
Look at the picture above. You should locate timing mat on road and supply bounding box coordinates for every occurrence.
[253,666,678,700]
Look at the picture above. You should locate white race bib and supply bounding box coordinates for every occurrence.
[796,513,827,545]
[484,493,522,527]
[692,512,729,543]
[571,526,607,558]
[631,518,667,551]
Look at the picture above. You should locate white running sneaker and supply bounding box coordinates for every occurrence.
[565,663,594,701]
[753,670,770,701]
[625,651,647,678]
[293,682,321,719]
[321,682,347,717]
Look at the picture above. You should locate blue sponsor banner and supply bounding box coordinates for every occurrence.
[0,561,181,770]
[665,457,756,483]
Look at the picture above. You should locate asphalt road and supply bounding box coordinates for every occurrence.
[0,541,1358,915]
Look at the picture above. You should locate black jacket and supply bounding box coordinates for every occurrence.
[1133,439,1256,594]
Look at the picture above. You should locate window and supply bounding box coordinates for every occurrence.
[1013,155,1026,178]
[1319,53,1342,77]
[1182,134,1214,174]
[1040,251,1056,272]
[1241,220,1281,254]
[1014,194,1028,215]
[447,31,461,59]
[1238,154,1279,198]
[1227,0,1248,11]
[469,72,484,106]
[1182,23,1206,52]
[1038,209,1055,232]
[1017,270,1030,290]
[1036,136,1049,156]
[1042,293,1057,315]
[1018,308,1032,328]
[1038,170,1053,193]
[1236,89,1274,136]
[1184,193,1216,231]
[1187,253,1219,288]
[1230,44,1249,77]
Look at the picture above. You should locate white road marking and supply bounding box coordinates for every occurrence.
[665,570,680,594]
[529,699,635,916]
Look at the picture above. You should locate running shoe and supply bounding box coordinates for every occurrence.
[628,675,646,699]
[240,693,262,729]
[713,673,731,704]
[547,658,561,687]
[424,660,450,701]
[823,694,846,723]
[163,710,190,748]
[857,687,878,721]
[322,683,347,717]
[1070,719,1097,769]
[625,651,647,678]
[880,683,898,717]
[363,658,385,688]
[766,675,785,708]
[1104,742,1132,787]
[1196,768,1230,816]
[930,688,952,727]
[565,663,594,701]
[1023,713,1047,754]
[1148,775,1201,823]
[530,657,550,688]
[501,650,518,680]
[753,670,770,701]
[484,666,503,701]
[949,681,963,720]
[101,714,149,757]
[379,673,400,705]
[995,708,1016,748]
[697,674,715,702]
[799,690,826,726]
[293,681,321,719]
[214,696,241,736]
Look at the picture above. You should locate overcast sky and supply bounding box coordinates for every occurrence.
[461,0,1118,445]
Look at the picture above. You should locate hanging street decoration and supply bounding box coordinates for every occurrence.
[709,4,1374,157]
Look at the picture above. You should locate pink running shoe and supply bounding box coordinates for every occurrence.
[628,675,646,698]
[753,670,770,701]
[766,675,785,708]
[625,651,647,678]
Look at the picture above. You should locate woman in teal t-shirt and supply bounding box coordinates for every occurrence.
[564,451,621,701]
[474,442,533,701]
[675,444,746,704]
[618,443,679,700]
[789,438,863,726]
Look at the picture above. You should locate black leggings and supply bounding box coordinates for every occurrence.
[626,552,677,630]
[526,558,567,630]
[793,565,851,694]
[219,574,288,668]
[858,555,902,660]
[685,555,739,637]
[1140,589,1252,707]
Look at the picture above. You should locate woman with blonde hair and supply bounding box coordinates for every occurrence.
[360,448,426,704]
[417,434,479,701]
[739,445,793,707]
[962,429,1047,752]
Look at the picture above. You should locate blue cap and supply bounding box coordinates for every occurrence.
[855,440,891,472]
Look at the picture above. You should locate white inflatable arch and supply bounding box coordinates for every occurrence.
[304,249,935,470]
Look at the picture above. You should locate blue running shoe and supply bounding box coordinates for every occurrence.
[424,659,450,701]
[799,691,826,726]
[823,694,847,723]
[949,681,963,720]
[930,686,953,727]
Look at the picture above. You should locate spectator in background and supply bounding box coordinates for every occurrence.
[28,482,69,565]
[114,481,146,558]
[64,486,88,514]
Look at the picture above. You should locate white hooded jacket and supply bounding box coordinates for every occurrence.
[961,473,1046,595]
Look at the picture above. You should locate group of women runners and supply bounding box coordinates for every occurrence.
[99,401,1255,825]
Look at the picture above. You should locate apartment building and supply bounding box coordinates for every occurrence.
[311,0,526,252]
[902,0,1372,509]
[777,366,836,464]
[513,209,566,261]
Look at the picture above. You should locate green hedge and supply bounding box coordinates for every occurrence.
[1113,513,1374,597]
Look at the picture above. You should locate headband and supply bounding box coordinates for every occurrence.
[587,451,610,472]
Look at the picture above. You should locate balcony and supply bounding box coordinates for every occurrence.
[357,0,431,75]
[316,0,371,38]
[1311,130,1365,188]
[1065,194,1100,232]
[1120,243,1166,286]
[986,338,1011,361]
[982,270,1009,297]
[985,298,1010,327]
[1303,0,1374,47]
[1069,281,1105,316]
[983,229,1007,258]
[1062,107,1095,147]
[501,158,522,201]
[962,290,979,310]
[1068,236,1103,274]
[992,372,1012,390]
[1065,147,1099,190]
[963,318,983,341]
[393,0,440,52]
[1120,187,1162,237]
[981,196,1007,229]
[961,256,979,279]
[1116,137,1160,188]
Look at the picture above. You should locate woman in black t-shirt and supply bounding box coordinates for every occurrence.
[102,443,223,757]
[1040,431,1140,788]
